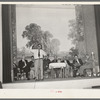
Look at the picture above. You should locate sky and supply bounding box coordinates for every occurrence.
[16,5,76,52]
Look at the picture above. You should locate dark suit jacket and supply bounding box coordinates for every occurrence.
[25,61,34,72]
[73,58,83,67]
[18,59,28,70]
[43,59,51,71]
[66,60,74,67]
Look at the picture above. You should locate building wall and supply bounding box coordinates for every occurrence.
[0,5,2,82]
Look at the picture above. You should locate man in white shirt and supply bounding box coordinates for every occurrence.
[30,44,46,80]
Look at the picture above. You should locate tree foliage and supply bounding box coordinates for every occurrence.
[50,39,60,56]
[68,19,84,45]
[69,47,79,57]
[42,31,53,54]
[22,23,60,56]
[22,23,43,48]
[68,19,78,45]
[68,6,85,57]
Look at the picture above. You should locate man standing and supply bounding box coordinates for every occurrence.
[30,44,46,80]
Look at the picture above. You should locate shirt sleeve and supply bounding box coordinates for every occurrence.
[42,50,46,56]
[30,48,34,56]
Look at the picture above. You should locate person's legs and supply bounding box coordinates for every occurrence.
[26,72,28,79]
[54,69,57,78]
[38,59,41,80]
[35,60,39,80]
[26,71,30,80]
[69,67,71,77]
[33,70,35,79]
[40,59,43,80]
[30,70,34,79]
[13,68,17,81]
[20,68,23,74]
[51,68,55,78]
[65,67,69,78]
[30,70,32,79]
[32,67,35,79]
[70,67,73,77]
[56,68,60,78]
[73,70,77,77]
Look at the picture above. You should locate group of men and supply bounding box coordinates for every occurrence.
[49,55,83,78]
[14,43,90,80]
[16,44,50,81]
[18,55,34,80]
[14,54,84,81]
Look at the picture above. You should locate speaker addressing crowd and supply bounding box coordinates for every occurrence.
[13,51,98,81]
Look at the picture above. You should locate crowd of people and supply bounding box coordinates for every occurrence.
[13,45,98,81]
[13,51,98,81]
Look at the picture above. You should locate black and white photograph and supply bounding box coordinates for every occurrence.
[1,3,100,92]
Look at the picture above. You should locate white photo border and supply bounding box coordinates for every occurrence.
[0,1,100,98]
